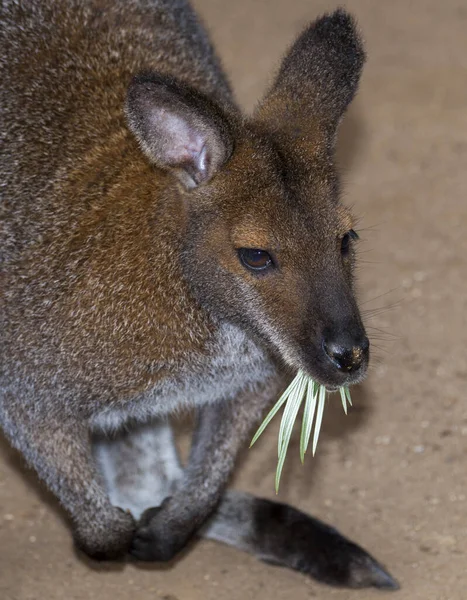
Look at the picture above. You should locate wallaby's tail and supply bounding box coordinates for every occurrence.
[201,490,399,590]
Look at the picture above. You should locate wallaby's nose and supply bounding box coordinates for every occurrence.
[323,336,369,373]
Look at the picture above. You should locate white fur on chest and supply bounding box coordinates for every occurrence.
[91,323,275,434]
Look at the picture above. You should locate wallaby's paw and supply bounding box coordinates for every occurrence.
[130,503,191,562]
[73,507,136,561]
[252,498,399,590]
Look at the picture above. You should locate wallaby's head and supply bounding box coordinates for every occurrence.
[125,10,368,389]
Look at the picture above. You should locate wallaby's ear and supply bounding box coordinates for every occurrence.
[125,73,233,189]
[256,9,365,150]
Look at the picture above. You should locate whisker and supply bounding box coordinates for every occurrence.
[366,325,398,337]
[355,225,384,233]
[370,343,392,355]
[368,337,395,344]
[362,301,403,318]
[360,287,402,306]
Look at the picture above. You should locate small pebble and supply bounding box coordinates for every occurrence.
[436,366,447,377]
[435,534,456,547]
[414,271,427,282]
[374,435,391,445]
[3,514,14,521]
[413,445,425,453]
[402,278,412,289]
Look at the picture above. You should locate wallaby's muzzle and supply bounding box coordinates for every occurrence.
[295,287,370,388]
[322,327,370,377]
[301,323,369,389]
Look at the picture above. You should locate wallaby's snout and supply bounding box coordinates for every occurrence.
[315,281,369,385]
[323,330,369,375]
[295,278,370,388]
[322,323,369,380]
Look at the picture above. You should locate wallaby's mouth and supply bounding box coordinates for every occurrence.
[304,364,368,391]
[305,366,368,391]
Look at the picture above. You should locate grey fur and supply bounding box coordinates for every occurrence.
[94,421,183,519]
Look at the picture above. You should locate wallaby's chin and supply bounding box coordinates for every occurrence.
[299,360,369,391]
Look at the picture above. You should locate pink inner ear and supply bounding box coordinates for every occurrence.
[150,108,205,167]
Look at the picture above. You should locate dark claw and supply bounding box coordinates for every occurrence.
[130,531,175,562]
[129,503,186,562]
[132,526,152,542]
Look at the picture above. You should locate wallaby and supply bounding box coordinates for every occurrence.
[0,0,398,590]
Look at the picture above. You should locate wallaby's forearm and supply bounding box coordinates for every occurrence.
[131,377,281,561]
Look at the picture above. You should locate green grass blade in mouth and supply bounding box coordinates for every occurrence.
[250,372,302,447]
[275,379,305,492]
[312,385,326,456]
[300,379,318,463]
[340,386,348,415]
[278,374,307,457]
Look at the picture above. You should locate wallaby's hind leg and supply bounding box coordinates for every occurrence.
[95,421,398,589]
[203,491,399,590]
[93,421,183,520]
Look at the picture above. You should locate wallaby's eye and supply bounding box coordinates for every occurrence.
[238,248,274,272]
[341,229,358,257]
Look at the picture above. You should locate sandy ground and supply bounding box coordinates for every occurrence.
[1,0,467,598]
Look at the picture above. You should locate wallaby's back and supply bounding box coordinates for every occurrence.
[0,0,232,264]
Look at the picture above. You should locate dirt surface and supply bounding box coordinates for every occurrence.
[1,0,466,598]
